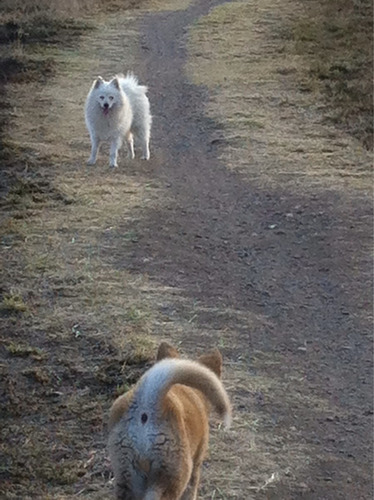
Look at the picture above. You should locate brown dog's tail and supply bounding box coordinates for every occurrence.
[134,358,232,427]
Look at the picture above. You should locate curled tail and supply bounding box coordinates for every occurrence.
[117,71,148,94]
[135,359,232,427]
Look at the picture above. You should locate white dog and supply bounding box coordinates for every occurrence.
[85,73,151,167]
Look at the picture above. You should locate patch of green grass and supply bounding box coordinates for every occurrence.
[22,366,51,384]
[123,230,139,242]
[0,293,29,314]
[6,342,46,359]
[115,381,131,396]
[229,115,265,129]
[124,306,148,323]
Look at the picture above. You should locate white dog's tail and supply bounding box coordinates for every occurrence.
[134,358,232,427]
[117,71,148,94]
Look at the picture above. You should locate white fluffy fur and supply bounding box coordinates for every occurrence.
[85,73,151,167]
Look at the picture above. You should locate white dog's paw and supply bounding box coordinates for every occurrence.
[140,145,150,160]
[87,158,96,165]
[109,162,118,168]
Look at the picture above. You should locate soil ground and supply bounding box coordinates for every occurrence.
[0,0,372,499]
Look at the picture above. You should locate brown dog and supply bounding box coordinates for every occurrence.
[108,342,232,499]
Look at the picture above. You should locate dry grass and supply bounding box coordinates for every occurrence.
[283,0,373,150]
[187,0,373,192]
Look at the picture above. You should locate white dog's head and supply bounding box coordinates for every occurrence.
[91,76,123,115]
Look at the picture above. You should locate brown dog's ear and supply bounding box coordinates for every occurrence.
[110,77,121,90]
[198,348,223,378]
[157,342,180,361]
[94,76,104,88]
[108,389,134,431]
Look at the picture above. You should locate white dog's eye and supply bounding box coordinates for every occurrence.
[99,96,104,100]
[109,96,114,100]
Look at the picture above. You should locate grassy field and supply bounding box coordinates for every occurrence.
[288,0,372,150]
[187,0,372,190]
[0,0,372,497]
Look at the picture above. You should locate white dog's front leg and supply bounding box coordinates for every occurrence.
[125,132,135,160]
[109,137,122,168]
[87,136,100,165]
[141,141,150,160]
[137,130,150,160]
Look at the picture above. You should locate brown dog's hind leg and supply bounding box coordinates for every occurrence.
[180,465,201,500]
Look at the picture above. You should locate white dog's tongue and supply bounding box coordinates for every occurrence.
[103,107,109,116]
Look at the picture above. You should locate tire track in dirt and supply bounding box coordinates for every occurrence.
[103,0,373,498]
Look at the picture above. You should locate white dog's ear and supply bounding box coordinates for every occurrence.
[110,77,121,90]
[94,76,104,88]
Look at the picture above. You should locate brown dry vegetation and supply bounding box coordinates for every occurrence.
[187,0,372,190]
[0,0,372,498]
[286,0,373,150]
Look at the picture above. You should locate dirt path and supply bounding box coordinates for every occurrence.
[127,1,372,498]
[1,0,372,499]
